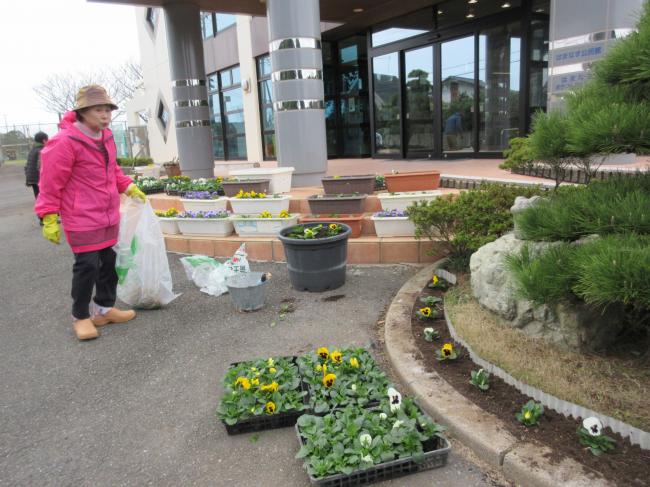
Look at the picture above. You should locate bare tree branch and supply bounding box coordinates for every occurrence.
[33,61,143,118]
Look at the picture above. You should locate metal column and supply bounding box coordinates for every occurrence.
[164,3,214,178]
[267,0,327,187]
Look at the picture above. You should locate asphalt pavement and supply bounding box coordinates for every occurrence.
[0,163,502,487]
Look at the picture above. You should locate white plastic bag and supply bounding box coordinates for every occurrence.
[114,200,179,308]
[180,243,249,296]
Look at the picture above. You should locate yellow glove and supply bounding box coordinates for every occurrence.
[42,213,61,244]
[125,183,146,203]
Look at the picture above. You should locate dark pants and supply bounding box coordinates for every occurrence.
[30,184,39,198]
[71,246,118,320]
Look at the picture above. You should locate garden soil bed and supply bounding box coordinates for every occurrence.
[411,282,650,487]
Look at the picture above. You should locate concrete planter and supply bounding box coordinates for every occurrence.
[384,171,441,192]
[228,195,291,215]
[177,218,234,237]
[321,175,376,195]
[371,216,416,237]
[589,152,636,165]
[179,197,228,213]
[307,194,367,214]
[378,190,443,212]
[229,167,294,193]
[229,214,299,237]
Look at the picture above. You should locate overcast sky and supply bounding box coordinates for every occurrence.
[0,0,140,128]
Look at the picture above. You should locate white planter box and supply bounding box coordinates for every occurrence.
[177,218,234,237]
[229,214,299,237]
[158,217,180,235]
[228,195,291,215]
[180,197,228,213]
[378,190,442,212]
[213,160,259,177]
[371,216,416,237]
[135,165,159,178]
[229,167,294,193]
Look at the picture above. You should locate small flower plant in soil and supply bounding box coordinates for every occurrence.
[182,190,221,200]
[373,209,408,218]
[423,327,439,342]
[286,223,345,240]
[297,347,389,413]
[516,400,544,427]
[154,208,179,218]
[469,369,490,391]
[436,343,458,361]
[178,210,230,219]
[296,393,445,478]
[416,306,437,321]
[258,210,291,219]
[134,176,165,192]
[216,356,307,426]
[577,417,616,456]
[234,189,281,199]
[428,275,449,290]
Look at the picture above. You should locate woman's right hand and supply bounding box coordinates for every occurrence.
[42,214,61,244]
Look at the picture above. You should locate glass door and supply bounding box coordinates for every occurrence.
[440,36,476,154]
[404,46,435,156]
[372,53,401,156]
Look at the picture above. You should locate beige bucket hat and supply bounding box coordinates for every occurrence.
[74,84,118,111]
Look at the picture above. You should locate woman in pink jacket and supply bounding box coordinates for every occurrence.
[35,85,146,341]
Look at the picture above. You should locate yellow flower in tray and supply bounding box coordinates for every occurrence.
[234,377,251,390]
[323,373,336,388]
[259,210,273,218]
[317,347,329,361]
[251,378,259,387]
[265,401,276,414]
[349,357,359,368]
[331,350,342,364]
[279,210,290,218]
[329,223,338,230]
[267,358,274,367]
[261,381,279,393]
[269,367,277,374]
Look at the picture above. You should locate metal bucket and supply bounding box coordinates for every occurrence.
[225,272,268,312]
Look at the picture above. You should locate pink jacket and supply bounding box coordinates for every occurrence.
[35,111,133,253]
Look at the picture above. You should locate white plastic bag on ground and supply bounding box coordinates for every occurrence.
[180,243,249,296]
[114,200,179,308]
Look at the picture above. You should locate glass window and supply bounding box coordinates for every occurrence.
[529,19,549,122]
[441,36,475,153]
[257,56,272,78]
[223,89,243,113]
[372,8,434,47]
[157,100,169,130]
[207,66,246,160]
[479,22,521,151]
[405,46,434,154]
[257,55,275,160]
[201,13,214,39]
[259,79,273,104]
[372,53,401,155]
[208,74,218,91]
[216,13,236,32]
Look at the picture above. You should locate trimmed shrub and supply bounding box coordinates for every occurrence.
[117,157,154,167]
[408,183,545,268]
[500,137,535,171]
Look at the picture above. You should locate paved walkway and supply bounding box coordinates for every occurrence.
[0,164,505,486]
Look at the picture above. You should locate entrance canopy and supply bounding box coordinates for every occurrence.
[90,0,452,38]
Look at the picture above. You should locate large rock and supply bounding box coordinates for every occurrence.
[469,233,622,351]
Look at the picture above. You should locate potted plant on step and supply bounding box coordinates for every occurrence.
[163,158,182,177]
[321,175,376,195]
[229,210,299,237]
[384,170,441,192]
[154,208,180,234]
[221,178,271,197]
[228,190,291,215]
[278,222,351,292]
[298,213,364,238]
[180,190,228,213]
[307,193,367,215]
[371,209,416,237]
[176,210,234,236]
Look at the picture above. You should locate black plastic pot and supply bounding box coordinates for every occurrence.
[278,223,351,292]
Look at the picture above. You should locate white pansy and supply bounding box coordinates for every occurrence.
[379,412,388,420]
[359,433,372,448]
[583,416,603,437]
[387,387,402,412]
[392,420,404,429]
[351,384,357,391]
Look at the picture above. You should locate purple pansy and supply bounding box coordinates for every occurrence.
[374,209,408,218]
[182,191,221,200]
[178,210,230,219]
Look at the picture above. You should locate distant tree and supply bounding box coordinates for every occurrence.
[33,61,143,119]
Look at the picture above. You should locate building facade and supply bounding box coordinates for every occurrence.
[123,0,643,169]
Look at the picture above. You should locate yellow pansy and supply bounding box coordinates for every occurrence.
[269,367,277,374]
[323,373,336,388]
[259,210,273,218]
[267,358,275,367]
[260,381,279,393]
[265,401,276,414]
[279,210,290,218]
[329,224,338,230]
[524,411,532,420]
[349,357,359,368]
[420,307,432,317]
[317,347,329,361]
[442,343,453,357]
[331,350,342,364]
[432,275,439,285]
[251,378,260,387]
[234,377,251,390]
